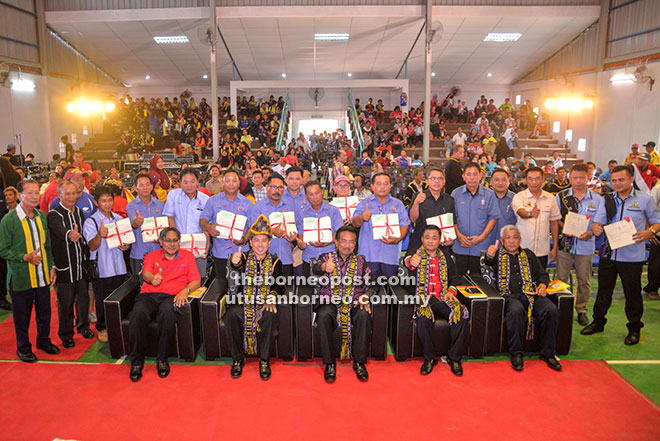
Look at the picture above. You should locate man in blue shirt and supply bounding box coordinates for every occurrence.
[598,160,618,190]
[281,167,307,275]
[451,163,500,275]
[488,168,517,245]
[295,181,343,276]
[126,173,165,281]
[248,174,297,277]
[50,168,97,219]
[555,164,602,326]
[352,173,411,278]
[83,186,129,343]
[163,169,209,279]
[200,169,253,281]
[582,165,660,345]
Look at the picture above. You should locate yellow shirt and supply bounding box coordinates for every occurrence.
[650,150,660,166]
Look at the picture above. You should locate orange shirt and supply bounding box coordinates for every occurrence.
[141,249,200,296]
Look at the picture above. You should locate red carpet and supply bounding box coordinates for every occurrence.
[0,290,96,361]
[1,359,659,440]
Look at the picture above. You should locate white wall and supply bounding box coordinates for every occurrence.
[0,72,125,163]
[513,63,660,168]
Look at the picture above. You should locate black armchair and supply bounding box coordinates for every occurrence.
[104,276,202,361]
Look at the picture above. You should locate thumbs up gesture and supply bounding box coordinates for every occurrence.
[134,210,144,228]
[99,220,109,238]
[24,249,42,266]
[529,203,540,219]
[69,224,82,242]
[409,248,422,268]
[152,267,163,286]
[487,239,500,258]
[361,204,372,222]
[323,257,335,274]
[231,246,243,266]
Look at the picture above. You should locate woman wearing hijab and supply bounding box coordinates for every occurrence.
[148,155,170,202]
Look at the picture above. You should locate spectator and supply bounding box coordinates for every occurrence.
[632,152,660,194]
[625,144,640,165]
[452,127,467,147]
[644,141,659,166]
[251,170,267,202]
[205,165,222,196]
[352,174,372,201]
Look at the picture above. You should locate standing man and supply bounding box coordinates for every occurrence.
[248,175,297,277]
[126,173,165,280]
[451,163,500,276]
[511,167,561,269]
[403,168,428,208]
[644,141,658,166]
[408,168,454,253]
[200,169,253,281]
[312,225,375,383]
[282,167,307,212]
[646,182,660,300]
[47,181,95,348]
[295,181,343,276]
[163,169,210,279]
[83,186,130,343]
[631,152,660,195]
[352,173,411,278]
[50,168,97,219]
[0,180,59,362]
[582,166,660,345]
[555,164,602,326]
[444,146,465,195]
[251,170,267,202]
[489,168,517,245]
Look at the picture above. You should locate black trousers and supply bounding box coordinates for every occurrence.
[92,275,126,332]
[536,255,549,270]
[644,241,660,294]
[504,294,558,358]
[224,304,278,361]
[593,258,644,332]
[0,258,8,301]
[10,286,52,353]
[454,254,481,276]
[56,279,90,341]
[281,264,293,279]
[128,292,180,365]
[213,257,227,282]
[415,296,469,362]
[315,304,372,364]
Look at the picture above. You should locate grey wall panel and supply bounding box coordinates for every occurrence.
[3,0,36,13]
[0,1,39,64]
[607,0,660,58]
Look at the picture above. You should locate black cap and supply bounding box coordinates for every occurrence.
[643,141,656,148]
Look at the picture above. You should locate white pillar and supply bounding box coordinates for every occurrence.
[210,1,220,161]
[422,0,432,163]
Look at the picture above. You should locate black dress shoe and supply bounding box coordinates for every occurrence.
[540,355,562,371]
[580,322,604,335]
[624,330,640,346]
[37,343,60,355]
[420,359,437,376]
[577,313,589,326]
[353,362,369,382]
[62,339,75,349]
[449,359,463,377]
[17,350,37,363]
[80,329,95,339]
[230,359,244,379]
[0,299,12,310]
[157,360,170,378]
[511,354,524,371]
[259,359,271,381]
[324,363,337,383]
[129,364,143,382]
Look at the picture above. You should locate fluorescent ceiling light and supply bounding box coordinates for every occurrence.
[610,73,634,82]
[153,36,189,44]
[484,33,522,42]
[11,79,35,92]
[315,33,349,41]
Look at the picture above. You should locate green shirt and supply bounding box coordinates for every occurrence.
[0,205,54,291]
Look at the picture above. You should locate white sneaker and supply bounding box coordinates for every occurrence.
[88,312,97,323]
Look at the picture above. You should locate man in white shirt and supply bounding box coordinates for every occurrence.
[511,166,561,269]
[452,127,467,147]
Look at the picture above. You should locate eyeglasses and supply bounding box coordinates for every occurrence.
[161,238,179,243]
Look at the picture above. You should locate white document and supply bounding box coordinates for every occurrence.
[604,218,637,250]
[562,212,590,237]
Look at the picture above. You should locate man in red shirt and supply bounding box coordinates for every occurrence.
[402,225,469,377]
[127,227,201,382]
[632,152,660,194]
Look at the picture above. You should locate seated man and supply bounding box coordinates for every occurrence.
[226,215,285,381]
[312,225,374,383]
[483,225,561,372]
[128,227,201,382]
[402,225,468,377]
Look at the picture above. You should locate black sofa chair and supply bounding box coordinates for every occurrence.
[200,278,294,361]
[104,276,202,361]
[294,284,389,361]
